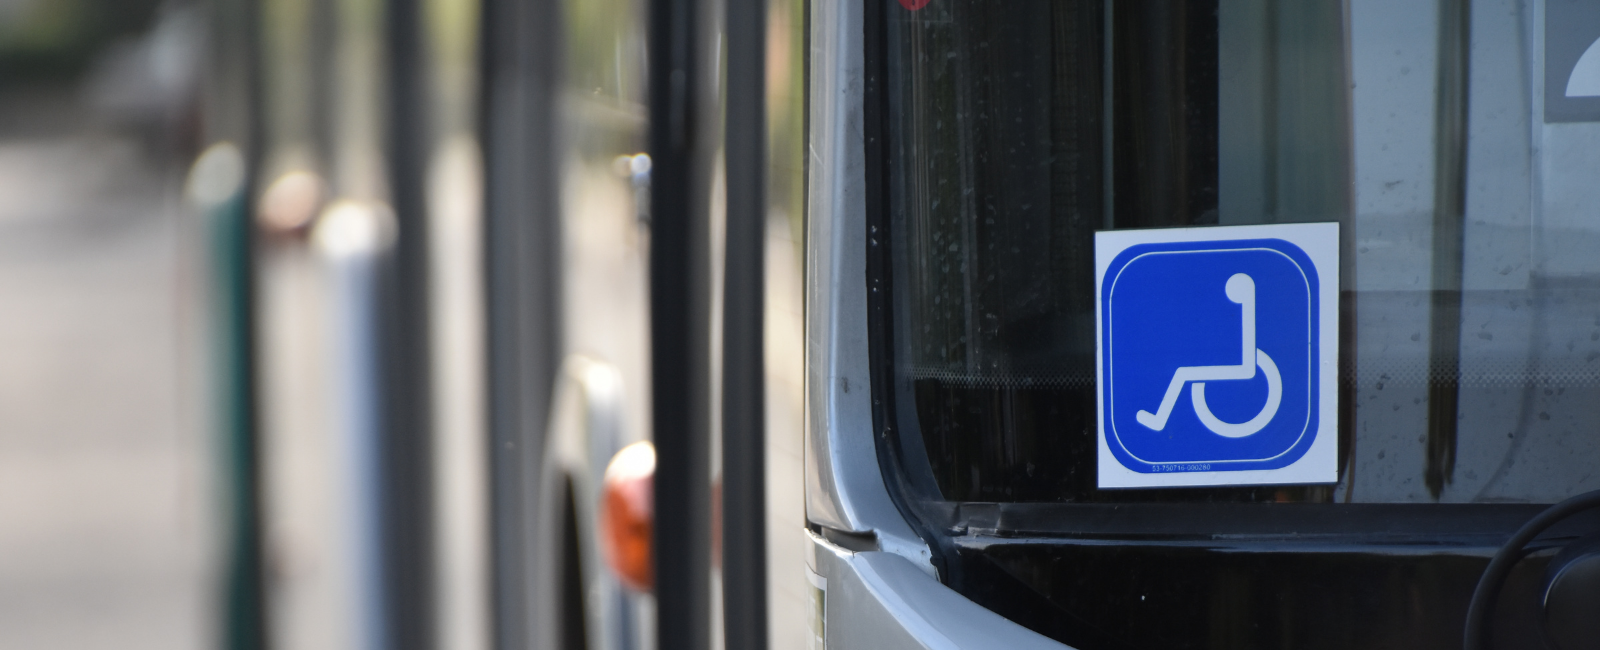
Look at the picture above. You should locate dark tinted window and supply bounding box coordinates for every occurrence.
[880,0,1600,506]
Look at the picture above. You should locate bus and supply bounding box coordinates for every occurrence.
[802,1,1600,649]
[198,0,1600,648]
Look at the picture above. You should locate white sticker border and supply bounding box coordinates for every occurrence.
[1094,222,1341,489]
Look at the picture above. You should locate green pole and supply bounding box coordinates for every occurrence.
[189,143,267,650]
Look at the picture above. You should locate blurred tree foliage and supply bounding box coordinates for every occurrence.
[0,0,165,84]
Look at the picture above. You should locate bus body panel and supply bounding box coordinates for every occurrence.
[807,531,1071,650]
[804,0,933,570]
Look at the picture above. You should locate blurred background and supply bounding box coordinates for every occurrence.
[0,0,806,647]
[0,1,208,647]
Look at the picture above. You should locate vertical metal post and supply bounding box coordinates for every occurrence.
[722,0,768,647]
[193,142,266,650]
[315,202,398,650]
[480,0,564,645]
[199,0,270,642]
[241,0,269,634]
[651,0,713,645]
[1425,0,1471,499]
[218,187,266,650]
[242,0,268,640]
[384,0,435,645]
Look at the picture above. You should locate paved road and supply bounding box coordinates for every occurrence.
[0,123,210,648]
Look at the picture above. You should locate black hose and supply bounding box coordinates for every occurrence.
[1463,489,1600,650]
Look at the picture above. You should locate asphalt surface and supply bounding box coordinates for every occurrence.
[0,97,211,648]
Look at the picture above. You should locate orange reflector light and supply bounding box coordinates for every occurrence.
[601,441,655,592]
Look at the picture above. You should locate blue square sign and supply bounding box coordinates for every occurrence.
[1095,223,1339,488]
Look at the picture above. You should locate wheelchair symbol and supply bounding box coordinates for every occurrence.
[1134,273,1282,438]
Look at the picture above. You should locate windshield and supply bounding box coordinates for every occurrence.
[880,0,1600,505]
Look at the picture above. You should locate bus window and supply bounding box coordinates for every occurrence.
[879,0,1597,507]
[868,1,1600,647]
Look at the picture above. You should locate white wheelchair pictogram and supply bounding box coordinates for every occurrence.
[1134,273,1282,438]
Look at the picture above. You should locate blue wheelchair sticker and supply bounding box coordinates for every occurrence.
[1095,224,1339,488]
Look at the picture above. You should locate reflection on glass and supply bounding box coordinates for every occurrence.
[883,0,1600,506]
